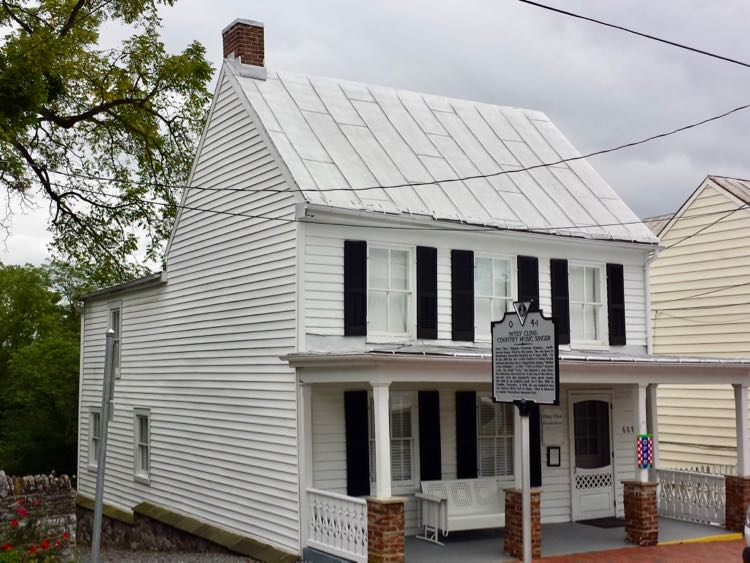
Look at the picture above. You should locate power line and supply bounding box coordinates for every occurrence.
[518,0,750,70]
[663,202,750,250]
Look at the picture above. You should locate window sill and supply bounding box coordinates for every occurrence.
[569,342,609,351]
[366,334,413,345]
[87,464,98,473]
[133,474,150,486]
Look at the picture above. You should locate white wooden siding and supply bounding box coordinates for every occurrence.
[651,182,750,468]
[77,72,301,555]
[303,222,649,350]
[310,383,638,528]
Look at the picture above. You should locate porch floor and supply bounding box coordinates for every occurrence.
[404,517,729,562]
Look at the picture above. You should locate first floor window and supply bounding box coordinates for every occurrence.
[368,247,411,335]
[134,410,150,479]
[368,394,415,484]
[475,256,513,337]
[477,397,514,477]
[569,265,602,342]
[89,409,101,467]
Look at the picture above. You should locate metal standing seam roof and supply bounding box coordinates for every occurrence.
[227,61,658,244]
[709,175,750,206]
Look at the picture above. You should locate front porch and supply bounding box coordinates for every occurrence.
[404,517,730,562]
[288,347,750,562]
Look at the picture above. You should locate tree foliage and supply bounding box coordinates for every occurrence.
[0,262,80,476]
[0,0,213,284]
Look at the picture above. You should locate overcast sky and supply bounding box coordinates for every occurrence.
[3,0,750,265]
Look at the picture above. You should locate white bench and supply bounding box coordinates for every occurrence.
[415,478,506,545]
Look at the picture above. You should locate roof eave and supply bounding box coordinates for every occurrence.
[81,270,167,301]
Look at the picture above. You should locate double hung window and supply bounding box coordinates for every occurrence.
[368,394,415,485]
[89,408,101,468]
[477,397,514,478]
[109,306,121,377]
[134,410,150,482]
[368,247,411,336]
[475,257,513,339]
[569,265,603,343]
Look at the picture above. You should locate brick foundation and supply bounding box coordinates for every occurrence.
[503,487,541,559]
[366,497,405,563]
[622,480,658,546]
[725,475,750,531]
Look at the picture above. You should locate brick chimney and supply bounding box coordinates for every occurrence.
[222,19,264,67]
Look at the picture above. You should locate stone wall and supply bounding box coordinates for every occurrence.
[0,471,76,558]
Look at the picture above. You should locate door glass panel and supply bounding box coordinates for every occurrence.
[573,400,610,469]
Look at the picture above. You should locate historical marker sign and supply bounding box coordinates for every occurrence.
[491,306,559,406]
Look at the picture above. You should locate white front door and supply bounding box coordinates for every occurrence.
[569,392,616,520]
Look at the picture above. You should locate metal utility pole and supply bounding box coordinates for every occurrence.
[91,329,116,563]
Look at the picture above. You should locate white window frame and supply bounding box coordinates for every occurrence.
[88,407,101,471]
[108,301,122,378]
[366,244,415,340]
[476,395,515,479]
[133,408,151,484]
[474,254,516,340]
[368,392,419,488]
[568,263,606,348]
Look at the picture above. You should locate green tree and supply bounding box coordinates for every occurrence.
[0,262,80,475]
[0,0,213,284]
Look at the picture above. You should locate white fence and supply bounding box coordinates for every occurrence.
[657,468,725,526]
[306,488,368,563]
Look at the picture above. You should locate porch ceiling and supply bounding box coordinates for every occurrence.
[282,345,750,385]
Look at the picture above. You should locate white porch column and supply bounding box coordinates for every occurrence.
[634,384,648,483]
[646,384,660,481]
[734,384,750,477]
[372,381,392,498]
[297,382,314,547]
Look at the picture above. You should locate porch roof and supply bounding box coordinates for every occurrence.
[283,345,750,385]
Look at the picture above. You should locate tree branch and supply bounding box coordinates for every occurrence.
[2,0,33,34]
[59,0,87,36]
[40,97,149,129]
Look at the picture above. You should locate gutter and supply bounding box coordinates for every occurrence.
[81,270,167,301]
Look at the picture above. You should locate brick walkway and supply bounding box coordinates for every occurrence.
[539,538,744,562]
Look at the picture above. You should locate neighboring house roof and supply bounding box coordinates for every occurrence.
[227,61,657,245]
[708,175,750,205]
[642,213,674,236]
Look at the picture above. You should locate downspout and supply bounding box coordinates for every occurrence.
[644,248,661,355]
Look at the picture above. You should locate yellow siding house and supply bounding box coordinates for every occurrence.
[647,175,750,469]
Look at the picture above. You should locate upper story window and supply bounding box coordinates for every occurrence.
[367,247,411,336]
[109,305,121,378]
[477,397,514,478]
[475,256,513,339]
[569,265,603,343]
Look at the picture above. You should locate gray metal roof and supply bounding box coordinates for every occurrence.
[229,61,657,244]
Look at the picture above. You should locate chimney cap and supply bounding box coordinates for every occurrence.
[222,18,264,35]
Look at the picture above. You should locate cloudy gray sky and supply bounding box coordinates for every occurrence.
[3,0,750,264]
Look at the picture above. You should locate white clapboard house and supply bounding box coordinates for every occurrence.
[76,20,750,562]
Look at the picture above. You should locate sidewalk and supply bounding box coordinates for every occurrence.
[539,537,744,562]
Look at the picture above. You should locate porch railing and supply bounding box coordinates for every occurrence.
[657,468,725,526]
[306,487,368,563]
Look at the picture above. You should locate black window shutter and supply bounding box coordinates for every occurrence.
[344,390,370,496]
[550,259,570,345]
[517,255,540,312]
[418,391,442,481]
[344,240,367,336]
[451,250,474,341]
[455,391,478,479]
[417,247,438,340]
[607,263,626,346]
[530,404,542,488]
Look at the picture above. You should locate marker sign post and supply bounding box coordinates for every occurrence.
[492,302,559,563]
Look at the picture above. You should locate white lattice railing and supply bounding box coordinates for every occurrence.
[657,469,726,525]
[306,488,368,563]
